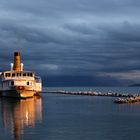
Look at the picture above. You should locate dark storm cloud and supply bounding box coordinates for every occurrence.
[1,0,140,86]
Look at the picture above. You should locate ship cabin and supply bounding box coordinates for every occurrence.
[1,71,35,89]
[2,71,35,80]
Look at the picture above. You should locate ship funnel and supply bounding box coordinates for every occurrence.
[13,52,21,71]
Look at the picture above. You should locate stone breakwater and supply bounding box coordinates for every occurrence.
[46,90,140,104]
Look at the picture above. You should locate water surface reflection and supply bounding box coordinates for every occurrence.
[0,96,42,140]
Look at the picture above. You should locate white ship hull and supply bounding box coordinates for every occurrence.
[1,90,35,98]
[0,85,41,98]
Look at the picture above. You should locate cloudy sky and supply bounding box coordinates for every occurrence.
[0,0,140,86]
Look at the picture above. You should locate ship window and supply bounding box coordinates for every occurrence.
[27,82,29,85]
[5,73,10,77]
[12,73,15,77]
[17,73,21,77]
[27,73,33,77]
[11,81,14,86]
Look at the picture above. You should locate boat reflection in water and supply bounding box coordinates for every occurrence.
[0,95,42,140]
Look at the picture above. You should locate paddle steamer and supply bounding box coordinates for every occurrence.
[0,52,42,98]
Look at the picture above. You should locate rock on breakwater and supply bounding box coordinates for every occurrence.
[114,96,140,104]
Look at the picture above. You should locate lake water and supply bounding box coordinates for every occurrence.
[0,87,140,140]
